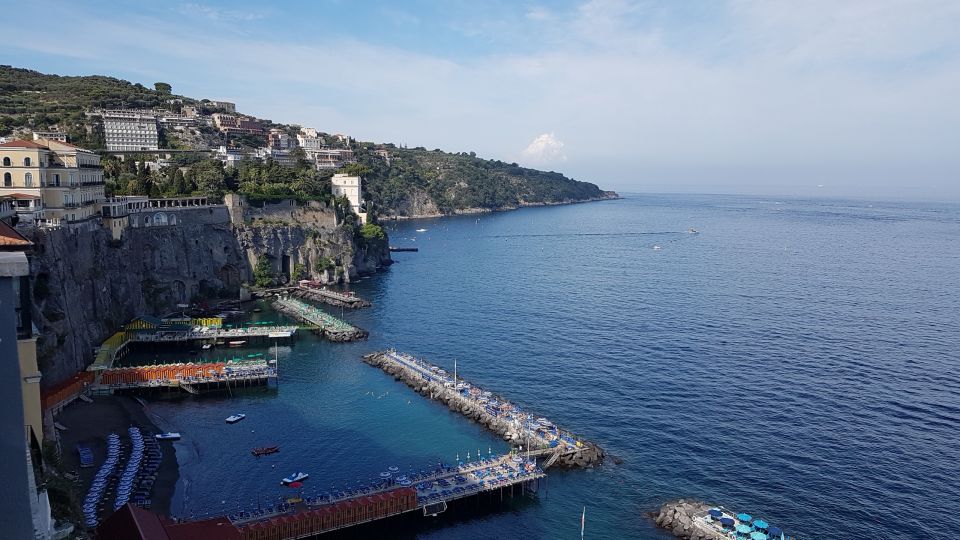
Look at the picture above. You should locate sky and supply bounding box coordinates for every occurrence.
[3,0,959,200]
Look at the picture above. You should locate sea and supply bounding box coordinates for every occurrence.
[142,194,960,539]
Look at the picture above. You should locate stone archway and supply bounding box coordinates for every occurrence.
[171,280,188,304]
[218,264,241,294]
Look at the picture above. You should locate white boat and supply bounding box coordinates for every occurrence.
[225,414,246,424]
[281,472,309,485]
[201,344,212,350]
[228,340,247,347]
[155,432,181,441]
[653,244,662,251]
[416,228,427,232]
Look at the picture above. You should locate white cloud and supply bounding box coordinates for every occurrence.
[520,133,567,166]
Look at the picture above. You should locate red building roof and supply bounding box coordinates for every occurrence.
[97,505,241,540]
[0,220,32,248]
[0,139,48,149]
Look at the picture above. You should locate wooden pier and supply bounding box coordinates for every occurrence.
[273,296,368,342]
[364,350,604,468]
[93,359,277,396]
[169,454,544,540]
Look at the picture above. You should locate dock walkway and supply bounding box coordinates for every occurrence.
[273,296,368,342]
[364,350,603,468]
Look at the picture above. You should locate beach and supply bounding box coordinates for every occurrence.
[55,395,179,516]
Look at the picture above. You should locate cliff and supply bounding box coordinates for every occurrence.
[28,206,389,389]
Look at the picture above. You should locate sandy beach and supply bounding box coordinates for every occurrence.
[54,395,179,516]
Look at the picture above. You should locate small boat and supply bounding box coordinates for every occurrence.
[415,228,427,233]
[202,344,212,350]
[155,433,181,441]
[653,244,662,251]
[252,308,263,313]
[688,227,699,234]
[252,446,280,457]
[225,414,246,424]
[228,341,246,347]
[281,472,309,485]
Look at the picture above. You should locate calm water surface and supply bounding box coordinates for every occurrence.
[147,194,960,539]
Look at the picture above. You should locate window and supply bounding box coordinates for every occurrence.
[2,157,9,166]
[24,173,33,187]
[53,173,60,186]
[3,172,10,186]
[24,157,31,166]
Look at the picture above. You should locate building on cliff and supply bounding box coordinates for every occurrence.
[331,173,367,224]
[99,196,225,240]
[0,139,106,227]
[0,235,66,538]
[96,110,160,151]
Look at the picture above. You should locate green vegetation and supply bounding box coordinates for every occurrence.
[316,256,335,271]
[291,263,307,282]
[353,145,608,216]
[360,223,386,241]
[253,255,274,287]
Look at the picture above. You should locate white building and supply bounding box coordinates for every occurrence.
[98,110,159,151]
[216,145,251,167]
[296,133,326,152]
[207,100,236,113]
[300,127,319,138]
[331,173,366,224]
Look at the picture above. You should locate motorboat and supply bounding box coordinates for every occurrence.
[281,472,309,485]
[228,341,247,347]
[416,228,427,233]
[155,433,181,441]
[252,446,280,457]
[201,344,212,350]
[226,414,246,424]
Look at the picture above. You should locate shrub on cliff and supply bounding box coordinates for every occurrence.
[360,223,386,242]
[253,255,274,287]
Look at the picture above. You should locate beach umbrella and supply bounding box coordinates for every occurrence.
[736,524,752,534]
[737,513,753,522]
[750,532,768,540]
[709,509,723,518]
[767,527,782,536]
[753,519,769,529]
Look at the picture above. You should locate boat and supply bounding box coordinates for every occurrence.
[688,227,699,234]
[281,472,309,485]
[252,446,280,457]
[202,343,212,350]
[225,414,246,424]
[252,308,263,313]
[228,340,247,347]
[415,228,427,232]
[155,433,181,441]
[653,244,662,251]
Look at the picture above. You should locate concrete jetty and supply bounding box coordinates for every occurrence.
[273,296,368,342]
[363,350,604,469]
[292,285,372,309]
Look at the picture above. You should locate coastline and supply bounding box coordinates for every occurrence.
[55,395,179,517]
[382,192,620,220]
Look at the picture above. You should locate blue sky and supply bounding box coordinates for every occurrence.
[3,0,959,200]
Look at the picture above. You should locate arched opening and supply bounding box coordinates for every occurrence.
[171,280,188,304]
[23,157,31,166]
[2,157,9,166]
[144,216,151,227]
[217,264,241,294]
[169,214,178,226]
[24,172,33,187]
[3,172,10,187]
[153,212,168,226]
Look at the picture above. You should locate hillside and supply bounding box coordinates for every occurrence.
[0,65,616,217]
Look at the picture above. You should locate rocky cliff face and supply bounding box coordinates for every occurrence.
[28,217,390,389]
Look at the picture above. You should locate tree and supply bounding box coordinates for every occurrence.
[360,223,386,242]
[291,263,307,282]
[340,163,372,177]
[253,255,274,287]
[154,82,172,94]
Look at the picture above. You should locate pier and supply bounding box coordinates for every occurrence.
[273,296,368,342]
[364,350,604,468]
[160,454,543,540]
[93,358,277,395]
[292,284,372,309]
[389,246,419,252]
[90,316,297,372]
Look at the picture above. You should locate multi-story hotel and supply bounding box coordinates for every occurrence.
[98,110,160,151]
[0,139,106,226]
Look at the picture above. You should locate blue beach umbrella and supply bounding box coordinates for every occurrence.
[750,532,768,540]
[720,517,735,527]
[737,513,753,522]
[709,509,723,518]
[753,519,769,529]
[736,524,752,534]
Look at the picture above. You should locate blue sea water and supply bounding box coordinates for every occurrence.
[146,194,960,539]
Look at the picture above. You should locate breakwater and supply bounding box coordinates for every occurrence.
[654,500,793,540]
[273,296,368,342]
[362,350,603,468]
